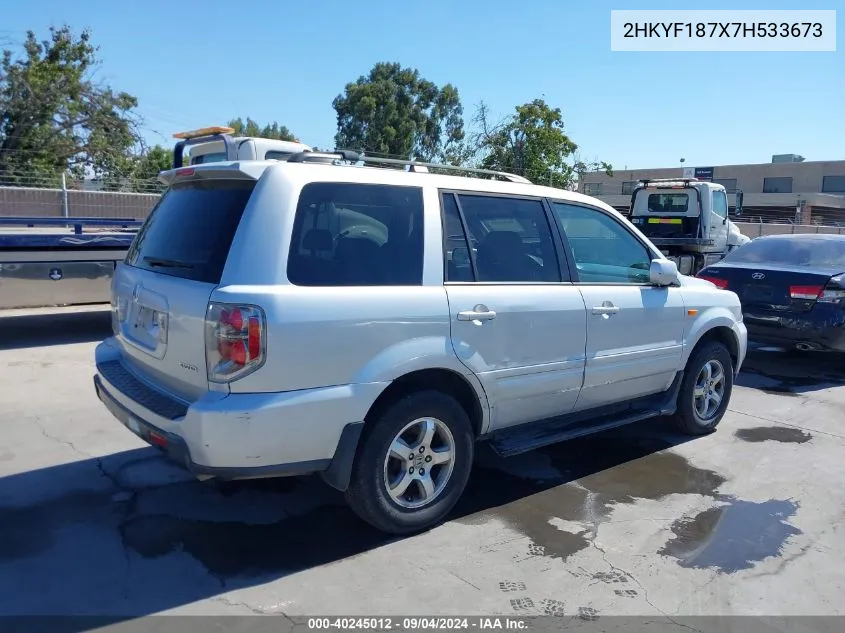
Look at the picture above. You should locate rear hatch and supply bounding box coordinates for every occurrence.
[112,175,256,400]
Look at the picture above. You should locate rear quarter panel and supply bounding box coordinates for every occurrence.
[214,174,490,426]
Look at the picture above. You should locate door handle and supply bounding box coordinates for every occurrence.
[592,303,620,316]
[457,306,497,322]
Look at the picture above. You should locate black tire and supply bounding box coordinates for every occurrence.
[345,390,474,535]
[673,341,734,436]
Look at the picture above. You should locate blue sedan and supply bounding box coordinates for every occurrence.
[698,234,845,352]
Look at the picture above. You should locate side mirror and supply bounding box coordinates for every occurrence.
[649,259,680,286]
[452,246,469,266]
[732,191,743,217]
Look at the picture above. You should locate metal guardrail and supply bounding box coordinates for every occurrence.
[0,216,143,235]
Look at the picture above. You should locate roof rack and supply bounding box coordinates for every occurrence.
[287,150,532,184]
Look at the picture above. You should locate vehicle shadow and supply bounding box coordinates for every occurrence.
[0,307,111,351]
[736,344,845,394]
[0,419,705,621]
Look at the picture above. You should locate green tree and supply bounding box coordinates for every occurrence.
[0,26,143,187]
[332,62,464,162]
[130,145,173,193]
[227,117,298,141]
[473,99,612,188]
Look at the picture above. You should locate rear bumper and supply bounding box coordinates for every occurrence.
[744,310,845,352]
[94,375,336,478]
[93,338,386,481]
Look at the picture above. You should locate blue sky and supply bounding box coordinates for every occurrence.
[2,0,842,170]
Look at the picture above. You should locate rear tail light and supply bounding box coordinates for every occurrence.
[816,274,845,304]
[698,275,729,289]
[205,303,266,383]
[148,430,168,448]
[789,285,824,300]
[818,289,845,303]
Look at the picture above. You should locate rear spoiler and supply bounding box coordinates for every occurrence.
[158,162,266,187]
[172,127,239,168]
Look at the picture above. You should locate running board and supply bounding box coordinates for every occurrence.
[486,372,683,458]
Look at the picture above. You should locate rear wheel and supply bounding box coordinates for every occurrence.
[345,390,474,535]
[673,341,733,435]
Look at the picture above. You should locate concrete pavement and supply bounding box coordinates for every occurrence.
[0,306,843,621]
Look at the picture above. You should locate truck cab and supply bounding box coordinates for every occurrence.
[629,178,749,276]
[172,126,314,167]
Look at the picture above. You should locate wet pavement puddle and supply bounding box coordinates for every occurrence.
[659,498,802,572]
[735,426,812,444]
[456,429,804,573]
[455,432,728,563]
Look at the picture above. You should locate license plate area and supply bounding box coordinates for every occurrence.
[125,414,142,436]
[742,284,775,302]
[120,284,169,359]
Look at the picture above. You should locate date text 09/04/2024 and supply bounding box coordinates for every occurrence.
[623,22,823,39]
[307,618,528,631]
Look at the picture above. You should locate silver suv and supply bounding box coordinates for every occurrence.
[94,147,747,534]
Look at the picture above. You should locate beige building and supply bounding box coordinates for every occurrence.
[581,157,845,225]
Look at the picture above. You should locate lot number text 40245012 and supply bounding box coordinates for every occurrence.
[306,617,528,631]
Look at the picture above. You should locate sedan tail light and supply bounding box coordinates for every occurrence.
[818,275,845,304]
[818,289,845,303]
[205,303,266,383]
[789,285,824,300]
[698,275,729,289]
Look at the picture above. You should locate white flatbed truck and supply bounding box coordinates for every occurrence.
[629,178,749,276]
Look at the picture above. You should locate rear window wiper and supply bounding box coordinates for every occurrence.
[143,256,194,269]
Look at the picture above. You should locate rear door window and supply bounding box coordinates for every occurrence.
[449,193,563,282]
[125,180,254,283]
[287,183,424,286]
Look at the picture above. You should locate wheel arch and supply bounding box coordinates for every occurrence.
[364,368,487,438]
[321,367,489,492]
[688,325,740,371]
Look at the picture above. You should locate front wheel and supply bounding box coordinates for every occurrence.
[345,390,474,535]
[673,341,734,435]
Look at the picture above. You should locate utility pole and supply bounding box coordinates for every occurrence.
[61,172,69,218]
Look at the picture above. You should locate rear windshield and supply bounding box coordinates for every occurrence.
[648,193,689,213]
[190,152,226,165]
[723,237,845,269]
[125,180,254,283]
[287,182,424,286]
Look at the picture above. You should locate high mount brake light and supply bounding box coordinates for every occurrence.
[205,303,266,383]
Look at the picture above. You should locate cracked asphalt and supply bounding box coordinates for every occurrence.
[1,305,844,620]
